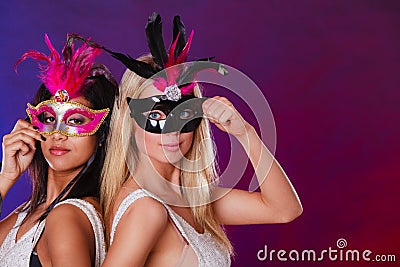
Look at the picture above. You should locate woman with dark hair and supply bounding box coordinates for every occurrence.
[0,34,118,266]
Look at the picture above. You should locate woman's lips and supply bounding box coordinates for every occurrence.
[161,142,181,152]
[49,146,70,156]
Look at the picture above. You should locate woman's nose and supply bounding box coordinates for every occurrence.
[51,132,68,141]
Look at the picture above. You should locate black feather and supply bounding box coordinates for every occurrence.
[172,16,186,59]
[145,12,168,69]
[66,33,102,49]
[103,47,156,78]
[178,60,228,86]
[195,56,215,62]
[64,35,74,58]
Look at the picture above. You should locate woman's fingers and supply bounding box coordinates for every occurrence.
[0,119,40,183]
[3,130,43,150]
[12,119,36,131]
[4,133,36,152]
[202,96,248,137]
[203,97,236,124]
[218,110,233,125]
[9,119,44,143]
[203,98,229,119]
[6,140,33,156]
[14,120,44,138]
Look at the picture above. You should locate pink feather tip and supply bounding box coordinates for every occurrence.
[14,33,102,98]
[165,29,194,68]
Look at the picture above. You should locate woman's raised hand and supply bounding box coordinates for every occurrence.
[1,119,45,192]
[202,96,251,138]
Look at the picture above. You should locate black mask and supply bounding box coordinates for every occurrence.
[127,95,207,134]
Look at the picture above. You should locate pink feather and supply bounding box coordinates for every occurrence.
[14,50,50,73]
[166,32,181,68]
[156,30,194,94]
[153,77,167,92]
[15,33,101,98]
[166,66,181,86]
[175,30,194,64]
[180,83,195,95]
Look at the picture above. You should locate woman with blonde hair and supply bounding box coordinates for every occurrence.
[101,12,302,266]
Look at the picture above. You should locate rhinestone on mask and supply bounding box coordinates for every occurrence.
[164,84,181,101]
[55,89,69,103]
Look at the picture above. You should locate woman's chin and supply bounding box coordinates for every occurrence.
[46,160,85,173]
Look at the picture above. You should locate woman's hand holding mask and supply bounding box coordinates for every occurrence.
[1,119,45,197]
[202,96,251,139]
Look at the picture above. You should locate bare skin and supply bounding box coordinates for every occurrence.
[0,96,101,267]
[102,86,303,267]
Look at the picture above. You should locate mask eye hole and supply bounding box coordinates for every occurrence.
[143,110,167,121]
[38,111,56,124]
[179,109,195,120]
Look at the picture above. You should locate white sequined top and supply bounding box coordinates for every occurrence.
[110,189,231,267]
[0,199,106,267]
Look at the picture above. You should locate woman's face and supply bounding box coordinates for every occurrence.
[133,85,194,165]
[40,96,98,172]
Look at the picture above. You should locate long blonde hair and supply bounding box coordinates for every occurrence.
[101,55,233,253]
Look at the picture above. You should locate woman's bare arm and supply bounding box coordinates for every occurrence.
[44,204,96,266]
[102,197,168,267]
[203,96,302,225]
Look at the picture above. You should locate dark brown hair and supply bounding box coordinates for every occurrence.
[21,63,118,221]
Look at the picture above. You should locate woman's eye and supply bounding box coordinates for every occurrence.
[149,112,161,119]
[40,112,55,124]
[67,118,84,125]
[180,109,194,120]
[143,110,166,120]
[44,116,55,123]
[66,114,91,126]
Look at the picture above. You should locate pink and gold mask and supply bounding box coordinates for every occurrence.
[26,100,109,137]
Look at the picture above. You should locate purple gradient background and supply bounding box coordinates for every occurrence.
[1,1,399,266]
